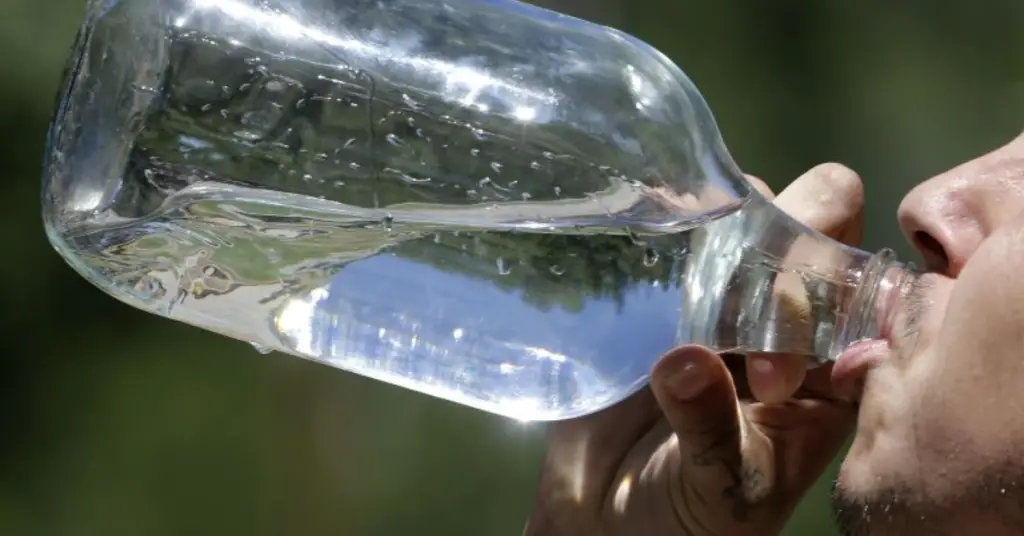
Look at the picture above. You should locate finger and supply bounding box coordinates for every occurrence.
[650,346,775,502]
[746,353,807,406]
[773,163,865,244]
[745,174,775,200]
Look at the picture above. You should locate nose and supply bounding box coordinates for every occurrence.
[896,175,984,276]
[896,134,1024,276]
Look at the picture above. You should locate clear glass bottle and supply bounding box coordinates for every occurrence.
[42,0,918,421]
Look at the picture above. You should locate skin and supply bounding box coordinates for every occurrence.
[524,131,1024,536]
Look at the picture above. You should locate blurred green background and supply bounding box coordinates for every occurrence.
[2,0,1022,535]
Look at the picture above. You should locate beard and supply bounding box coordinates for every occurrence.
[830,461,1024,536]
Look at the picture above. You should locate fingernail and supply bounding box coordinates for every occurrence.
[666,359,709,401]
[751,357,775,375]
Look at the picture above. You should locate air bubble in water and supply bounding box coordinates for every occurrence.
[549,264,565,276]
[386,133,404,147]
[490,162,503,173]
[251,343,273,355]
[643,249,660,267]
[383,213,394,231]
[470,148,480,157]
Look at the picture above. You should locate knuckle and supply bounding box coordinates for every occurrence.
[745,174,775,198]
[808,162,864,207]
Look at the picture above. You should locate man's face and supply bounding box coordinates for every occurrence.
[833,132,1024,535]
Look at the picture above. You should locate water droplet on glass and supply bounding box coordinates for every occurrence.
[251,343,273,355]
[496,257,512,275]
[131,83,160,95]
[386,133,404,147]
[391,170,430,184]
[402,93,421,109]
[643,248,660,267]
[549,264,565,276]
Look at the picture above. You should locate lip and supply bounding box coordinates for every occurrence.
[873,273,904,342]
[831,338,891,399]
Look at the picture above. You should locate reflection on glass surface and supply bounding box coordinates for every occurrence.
[46,0,905,421]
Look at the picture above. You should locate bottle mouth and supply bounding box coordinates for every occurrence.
[828,248,911,362]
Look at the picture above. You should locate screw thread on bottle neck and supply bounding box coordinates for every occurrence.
[828,249,919,363]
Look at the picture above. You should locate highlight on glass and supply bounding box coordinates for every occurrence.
[42,0,919,421]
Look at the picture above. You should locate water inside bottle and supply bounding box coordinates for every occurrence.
[48,24,754,421]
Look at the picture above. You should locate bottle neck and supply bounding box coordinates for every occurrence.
[680,194,919,364]
[828,248,918,363]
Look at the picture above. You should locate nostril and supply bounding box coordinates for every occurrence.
[913,231,950,273]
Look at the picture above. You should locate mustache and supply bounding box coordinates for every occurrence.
[895,273,934,346]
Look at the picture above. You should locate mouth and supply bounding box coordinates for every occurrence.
[831,271,933,400]
[831,338,890,401]
[830,279,904,399]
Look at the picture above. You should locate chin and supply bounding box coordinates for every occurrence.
[831,443,926,536]
[833,432,1024,536]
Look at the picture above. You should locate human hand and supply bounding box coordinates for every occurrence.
[524,163,865,536]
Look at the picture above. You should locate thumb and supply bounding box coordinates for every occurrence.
[650,346,776,506]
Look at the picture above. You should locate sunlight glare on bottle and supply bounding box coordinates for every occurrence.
[42,0,918,422]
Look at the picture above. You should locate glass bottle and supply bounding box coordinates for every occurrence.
[42,0,919,421]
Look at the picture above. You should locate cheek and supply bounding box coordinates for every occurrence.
[909,231,1024,465]
[841,226,1024,497]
